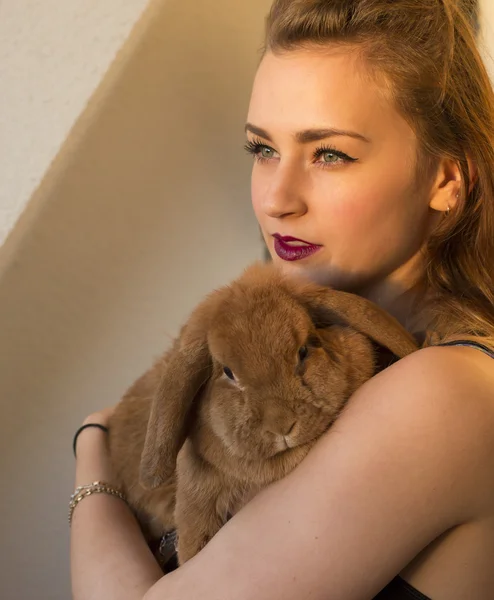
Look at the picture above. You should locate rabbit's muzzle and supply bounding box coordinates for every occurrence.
[261,406,302,451]
[210,395,336,461]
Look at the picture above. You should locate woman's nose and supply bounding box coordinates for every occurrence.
[261,166,308,219]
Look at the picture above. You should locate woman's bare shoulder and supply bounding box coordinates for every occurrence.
[345,343,494,450]
[337,343,494,509]
[361,342,494,419]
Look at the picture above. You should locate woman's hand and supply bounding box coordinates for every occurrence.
[74,405,119,487]
[82,403,118,428]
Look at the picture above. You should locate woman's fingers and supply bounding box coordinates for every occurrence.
[82,404,118,428]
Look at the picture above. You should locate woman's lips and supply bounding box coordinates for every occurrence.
[272,234,322,262]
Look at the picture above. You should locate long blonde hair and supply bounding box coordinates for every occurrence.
[263,0,494,348]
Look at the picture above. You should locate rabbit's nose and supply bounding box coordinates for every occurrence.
[262,408,298,437]
[284,420,298,436]
[265,421,297,438]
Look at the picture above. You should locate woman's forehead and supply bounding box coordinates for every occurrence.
[247,49,411,142]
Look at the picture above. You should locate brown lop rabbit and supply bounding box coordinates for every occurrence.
[108,261,418,566]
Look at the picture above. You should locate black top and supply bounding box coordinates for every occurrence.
[435,339,494,358]
[374,576,432,600]
[373,339,494,599]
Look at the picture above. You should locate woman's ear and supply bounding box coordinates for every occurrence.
[428,157,462,214]
[429,154,478,213]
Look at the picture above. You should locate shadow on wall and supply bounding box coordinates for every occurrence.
[0,0,268,598]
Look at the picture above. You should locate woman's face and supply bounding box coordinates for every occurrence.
[247,48,437,293]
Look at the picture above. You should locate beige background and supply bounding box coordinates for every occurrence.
[0,1,492,599]
[0,0,269,598]
[480,0,494,80]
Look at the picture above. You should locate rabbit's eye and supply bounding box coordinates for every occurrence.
[223,366,235,380]
[298,346,309,362]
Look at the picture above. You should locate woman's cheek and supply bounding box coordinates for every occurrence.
[316,191,378,235]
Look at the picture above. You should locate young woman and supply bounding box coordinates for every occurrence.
[70,1,494,598]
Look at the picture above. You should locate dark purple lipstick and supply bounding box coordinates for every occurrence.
[272,234,322,262]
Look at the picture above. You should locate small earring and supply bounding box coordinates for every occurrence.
[446,205,451,216]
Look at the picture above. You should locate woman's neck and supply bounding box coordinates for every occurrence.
[357,256,429,345]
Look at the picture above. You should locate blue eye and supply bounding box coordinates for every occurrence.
[223,367,235,380]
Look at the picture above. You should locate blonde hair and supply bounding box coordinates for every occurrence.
[263,0,494,348]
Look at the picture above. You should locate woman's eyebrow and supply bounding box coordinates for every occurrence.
[245,123,371,144]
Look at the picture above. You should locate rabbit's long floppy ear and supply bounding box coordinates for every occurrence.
[293,285,419,358]
[139,295,219,490]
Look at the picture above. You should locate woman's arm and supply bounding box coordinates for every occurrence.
[70,346,494,600]
[70,414,163,600]
[145,346,494,600]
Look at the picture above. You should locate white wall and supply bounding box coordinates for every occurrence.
[0,1,269,598]
[0,0,152,256]
[480,0,494,80]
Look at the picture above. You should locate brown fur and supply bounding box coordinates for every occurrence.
[108,262,418,564]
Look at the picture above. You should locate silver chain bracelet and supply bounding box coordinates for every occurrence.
[68,481,128,526]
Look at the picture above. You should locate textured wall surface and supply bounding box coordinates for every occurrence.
[480,0,494,80]
[0,0,151,251]
[0,0,268,598]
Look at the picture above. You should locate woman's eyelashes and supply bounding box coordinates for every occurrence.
[313,144,358,167]
[244,136,358,168]
[244,138,280,164]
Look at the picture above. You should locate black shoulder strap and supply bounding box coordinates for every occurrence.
[437,340,494,358]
